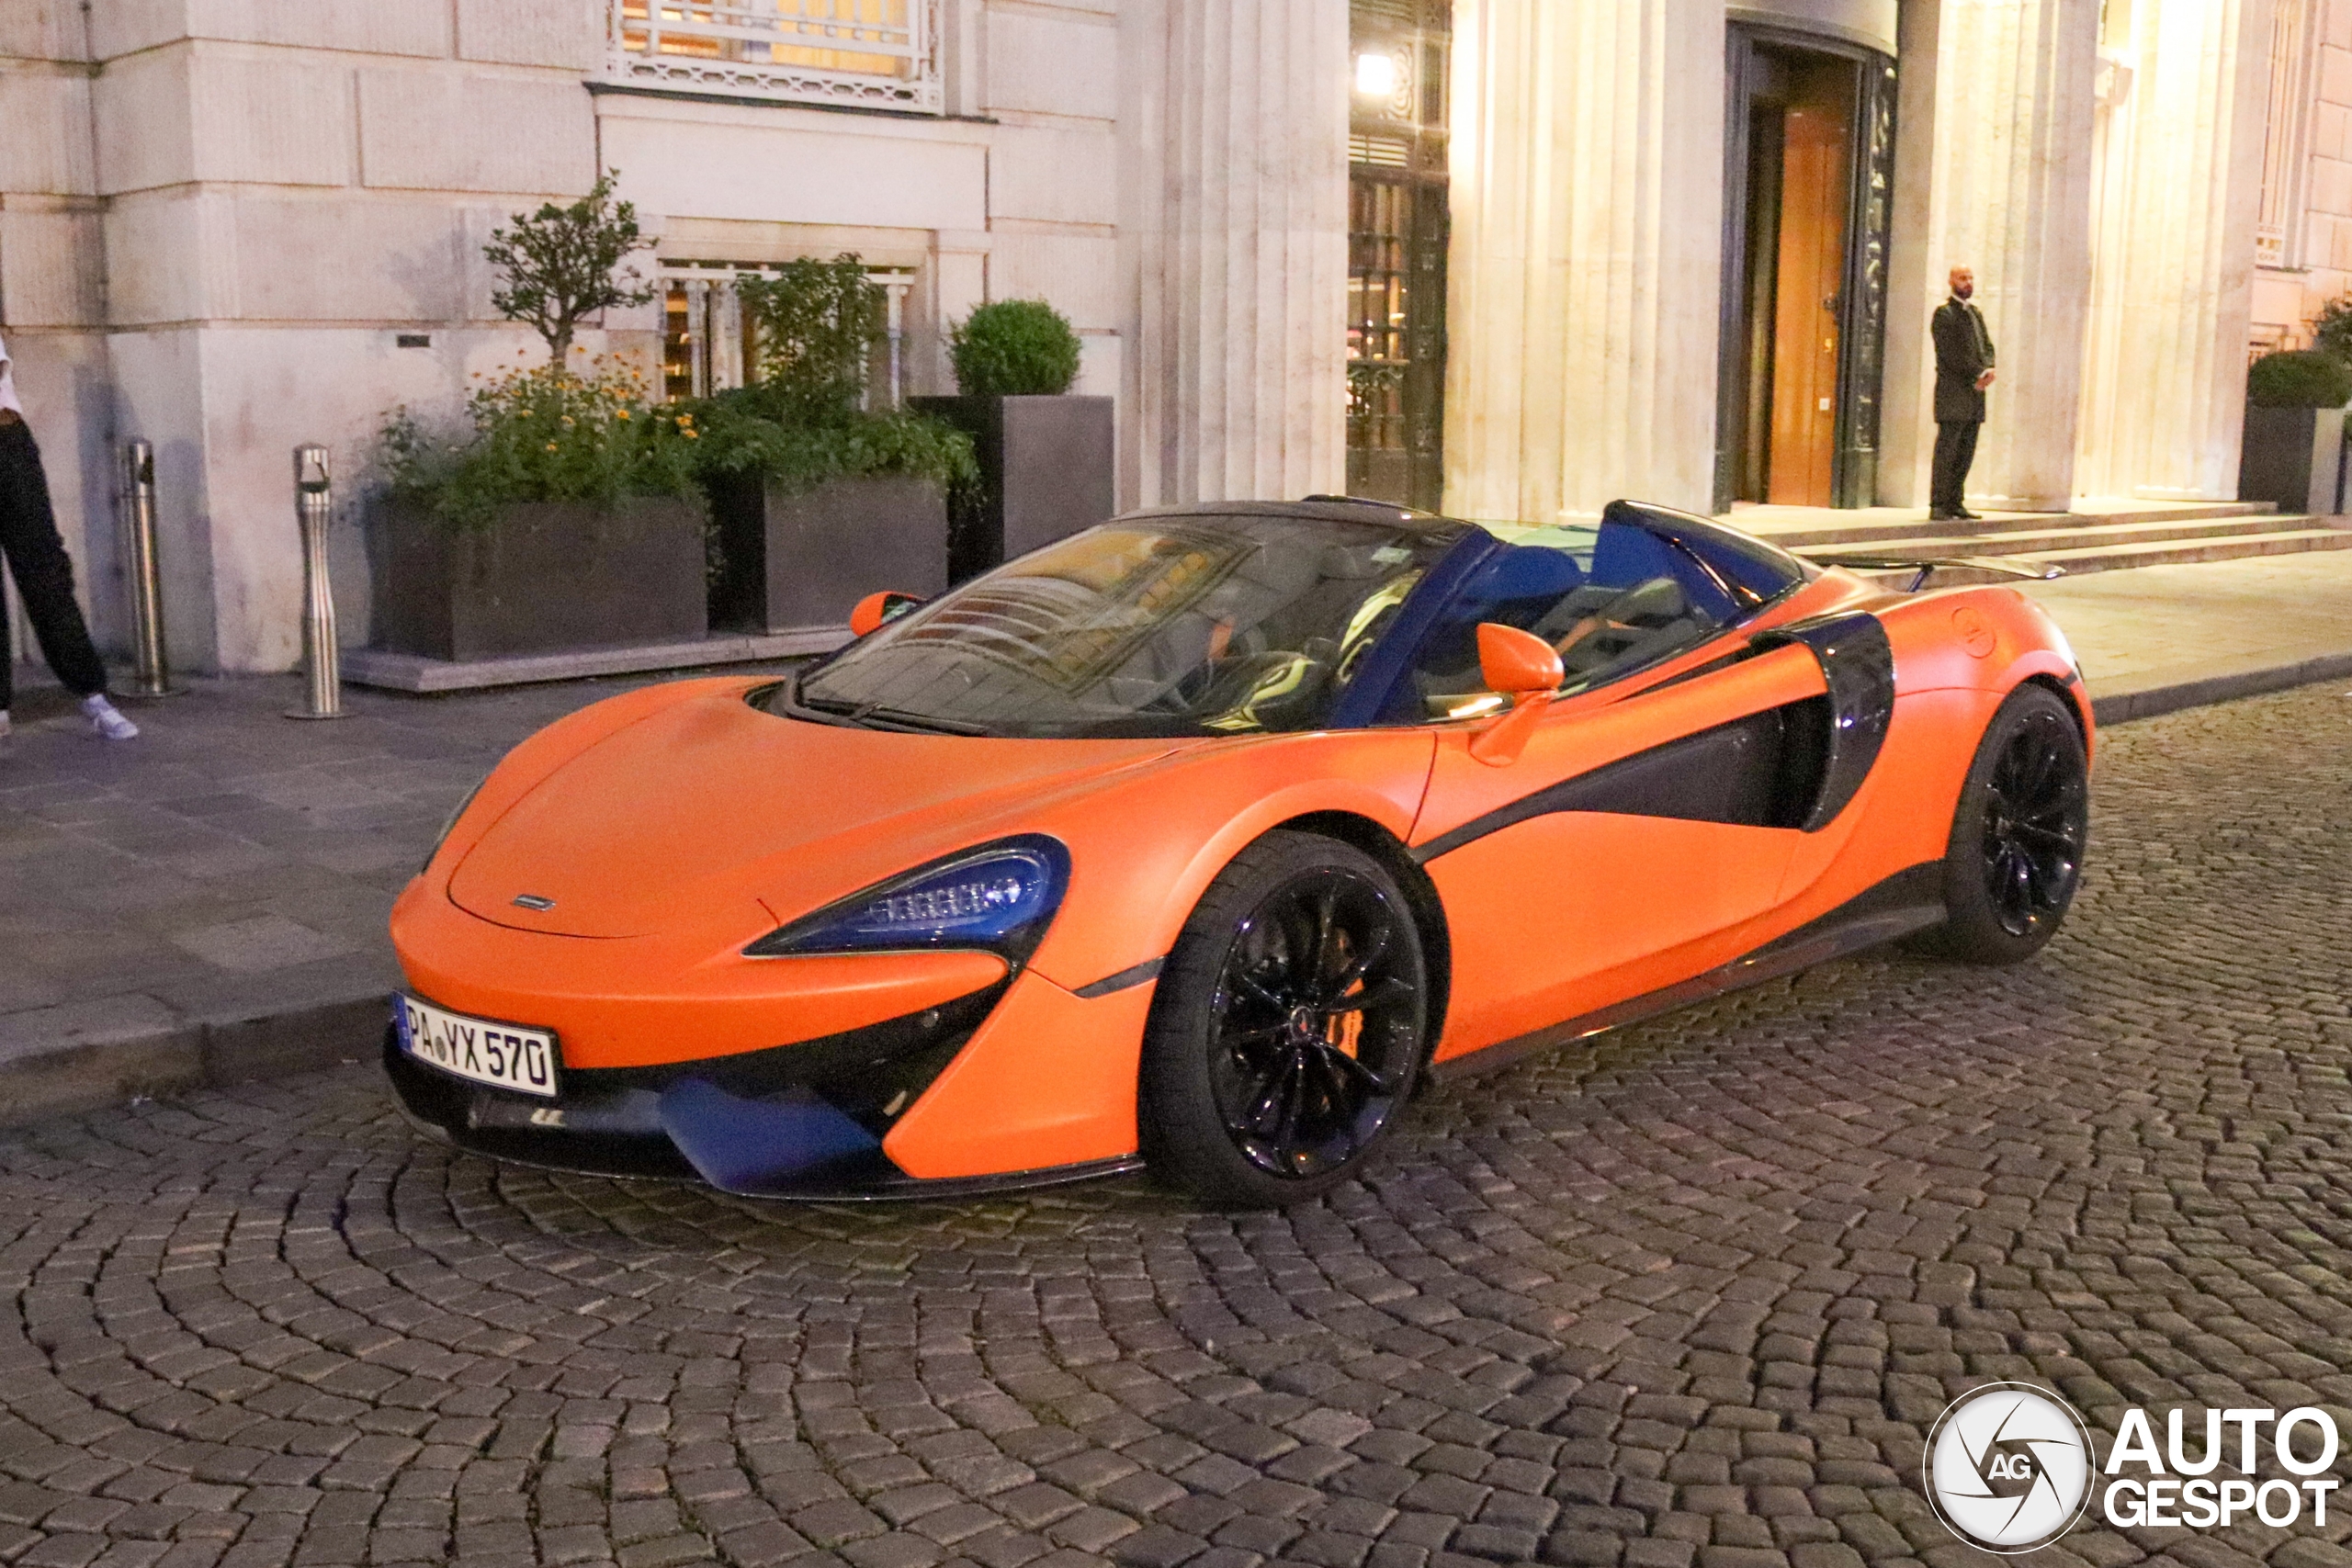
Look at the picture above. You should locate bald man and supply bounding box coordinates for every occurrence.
[1929,265,1996,523]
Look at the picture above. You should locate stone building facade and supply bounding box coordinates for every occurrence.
[2250,0,2352,350]
[0,0,2295,674]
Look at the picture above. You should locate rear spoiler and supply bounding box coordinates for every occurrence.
[1802,554,2065,593]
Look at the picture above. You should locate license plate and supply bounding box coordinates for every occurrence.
[396,995,560,1099]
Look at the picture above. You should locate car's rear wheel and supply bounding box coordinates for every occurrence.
[1909,683,2089,964]
[1140,831,1428,1207]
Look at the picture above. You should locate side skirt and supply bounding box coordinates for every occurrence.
[1430,862,1946,1084]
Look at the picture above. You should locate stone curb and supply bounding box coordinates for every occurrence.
[2087,649,2352,727]
[3,651,2348,1131]
[0,989,386,1130]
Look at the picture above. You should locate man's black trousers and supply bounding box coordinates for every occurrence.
[0,415,108,710]
[1930,419,1981,516]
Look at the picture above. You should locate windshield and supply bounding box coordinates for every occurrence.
[775,511,1470,739]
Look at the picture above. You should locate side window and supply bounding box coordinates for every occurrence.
[1390,520,1739,721]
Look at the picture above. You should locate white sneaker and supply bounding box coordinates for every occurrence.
[82,694,137,740]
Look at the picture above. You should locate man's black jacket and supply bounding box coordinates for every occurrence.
[1932,297,1996,424]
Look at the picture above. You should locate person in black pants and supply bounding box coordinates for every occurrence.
[1929,265,1996,523]
[0,333,137,740]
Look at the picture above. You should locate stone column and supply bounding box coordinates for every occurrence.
[1905,0,2100,513]
[1119,0,1350,508]
[1442,0,1727,521]
[2076,0,2276,501]
[1878,0,1947,509]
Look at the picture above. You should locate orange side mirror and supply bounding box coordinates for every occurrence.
[849,591,924,637]
[1468,623,1561,767]
[1476,623,1564,694]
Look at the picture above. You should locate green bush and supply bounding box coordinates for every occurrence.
[2312,298,2352,365]
[737,255,887,423]
[685,253,978,498]
[950,299,1083,400]
[687,381,977,497]
[2247,349,2352,409]
[379,358,704,530]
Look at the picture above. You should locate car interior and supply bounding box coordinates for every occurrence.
[821,520,1449,736]
[1397,520,1744,720]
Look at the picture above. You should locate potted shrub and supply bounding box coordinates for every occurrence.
[2239,347,2352,515]
[695,255,976,633]
[373,360,708,660]
[367,173,710,661]
[913,299,1114,581]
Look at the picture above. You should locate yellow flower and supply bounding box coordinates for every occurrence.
[615,408,630,421]
[684,429,699,439]
[545,442,560,451]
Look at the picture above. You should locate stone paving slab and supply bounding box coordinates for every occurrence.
[0,679,2343,1568]
[2020,550,2352,722]
[0,541,2347,1125]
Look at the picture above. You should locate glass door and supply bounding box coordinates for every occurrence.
[1347,0,1450,513]
[1713,28,1896,513]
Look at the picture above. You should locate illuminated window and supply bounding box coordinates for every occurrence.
[2098,0,2132,51]
[607,0,941,113]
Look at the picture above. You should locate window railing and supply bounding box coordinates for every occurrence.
[607,0,941,113]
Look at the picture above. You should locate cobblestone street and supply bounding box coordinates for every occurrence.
[0,684,2347,1568]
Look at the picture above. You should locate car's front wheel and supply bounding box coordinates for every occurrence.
[1140,831,1429,1207]
[1909,682,2089,964]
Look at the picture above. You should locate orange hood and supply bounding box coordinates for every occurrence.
[448,688,1182,939]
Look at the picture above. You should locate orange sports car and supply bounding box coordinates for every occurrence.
[387,498,2091,1206]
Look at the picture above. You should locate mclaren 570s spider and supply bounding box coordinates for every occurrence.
[387,497,2092,1206]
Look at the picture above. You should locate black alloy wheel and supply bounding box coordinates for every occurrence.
[1141,831,1429,1206]
[1980,705,2086,936]
[1910,683,2089,964]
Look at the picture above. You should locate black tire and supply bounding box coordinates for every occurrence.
[1139,830,1430,1207]
[1908,683,2089,964]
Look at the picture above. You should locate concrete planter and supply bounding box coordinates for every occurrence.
[707,474,949,634]
[368,498,708,662]
[2238,404,2347,515]
[910,395,1115,581]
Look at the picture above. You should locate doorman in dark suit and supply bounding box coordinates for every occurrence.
[1930,265,1996,521]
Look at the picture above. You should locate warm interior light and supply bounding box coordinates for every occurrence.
[1354,51,1397,99]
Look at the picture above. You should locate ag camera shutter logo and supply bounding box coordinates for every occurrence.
[1924,1382,2095,1553]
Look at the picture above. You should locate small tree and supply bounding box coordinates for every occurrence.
[2313,297,2352,365]
[736,255,888,422]
[486,171,656,366]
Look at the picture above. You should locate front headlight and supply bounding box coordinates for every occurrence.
[746,836,1070,958]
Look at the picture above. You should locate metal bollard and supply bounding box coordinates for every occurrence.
[286,444,348,720]
[118,440,181,698]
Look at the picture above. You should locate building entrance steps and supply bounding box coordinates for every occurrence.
[1724,498,2352,581]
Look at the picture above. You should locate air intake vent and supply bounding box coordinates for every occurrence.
[1350,134,1411,169]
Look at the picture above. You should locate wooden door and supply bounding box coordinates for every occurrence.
[1767,72,1852,507]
